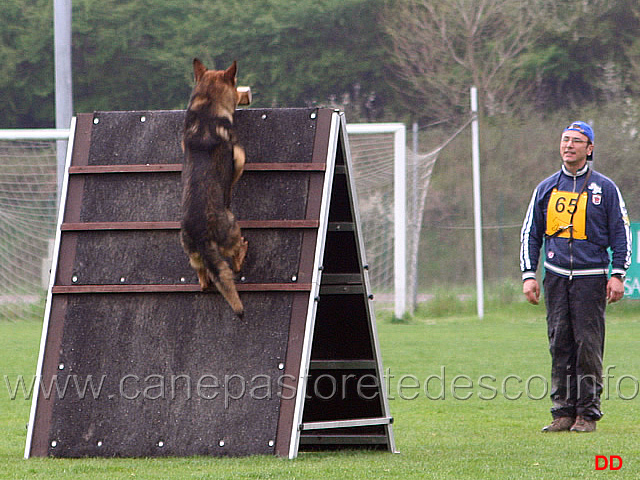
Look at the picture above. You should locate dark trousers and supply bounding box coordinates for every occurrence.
[543,272,607,420]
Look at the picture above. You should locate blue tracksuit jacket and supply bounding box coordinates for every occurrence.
[520,163,631,280]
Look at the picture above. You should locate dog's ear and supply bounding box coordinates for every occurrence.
[224,61,237,85]
[193,58,207,82]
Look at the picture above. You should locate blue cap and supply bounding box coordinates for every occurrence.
[564,121,594,160]
[564,121,594,143]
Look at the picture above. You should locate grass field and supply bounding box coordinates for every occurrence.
[2,299,640,479]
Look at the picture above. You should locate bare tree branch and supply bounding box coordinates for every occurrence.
[384,0,555,118]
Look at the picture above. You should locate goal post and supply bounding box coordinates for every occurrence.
[0,129,71,140]
[346,123,407,319]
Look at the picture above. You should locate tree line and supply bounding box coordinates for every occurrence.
[1,0,640,128]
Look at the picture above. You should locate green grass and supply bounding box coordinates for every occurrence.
[2,301,640,479]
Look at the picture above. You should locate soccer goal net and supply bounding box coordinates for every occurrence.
[347,120,472,316]
[347,124,439,316]
[0,139,58,321]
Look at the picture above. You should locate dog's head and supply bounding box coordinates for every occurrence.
[189,59,241,121]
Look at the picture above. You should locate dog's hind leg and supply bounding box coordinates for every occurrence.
[231,237,248,273]
[232,144,245,186]
[188,252,210,290]
[221,213,248,272]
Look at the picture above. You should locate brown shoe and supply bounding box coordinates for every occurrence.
[542,416,575,432]
[570,416,596,432]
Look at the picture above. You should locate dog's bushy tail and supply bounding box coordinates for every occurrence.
[200,244,244,318]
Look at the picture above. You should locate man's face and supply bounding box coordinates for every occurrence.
[560,131,593,169]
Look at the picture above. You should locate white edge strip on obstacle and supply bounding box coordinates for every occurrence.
[345,123,406,319]
[340,116,397,454]
[24,118,77,459]
[288,111,340,460]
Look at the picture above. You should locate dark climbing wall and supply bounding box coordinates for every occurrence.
[30,108,328,458]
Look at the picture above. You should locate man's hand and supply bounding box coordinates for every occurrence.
[607,276,625,304]
[523,278,540,305]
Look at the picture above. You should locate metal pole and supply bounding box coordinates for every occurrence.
[411,122,419,311]
[54,0,73,207]
[470,87,484,318]
[393,126,407,319]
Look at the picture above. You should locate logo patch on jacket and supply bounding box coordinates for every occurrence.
[588,182,602,194]
[588,182,602,206]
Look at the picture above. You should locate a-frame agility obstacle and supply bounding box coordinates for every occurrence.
[25,108,395,459]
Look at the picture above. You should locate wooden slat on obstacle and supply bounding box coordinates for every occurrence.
[25,108,395,459]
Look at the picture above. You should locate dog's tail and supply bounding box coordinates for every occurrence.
[200,244,244,318]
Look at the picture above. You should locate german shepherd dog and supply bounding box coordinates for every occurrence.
[180,59,248,317]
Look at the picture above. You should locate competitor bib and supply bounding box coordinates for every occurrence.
[546,188,588,240]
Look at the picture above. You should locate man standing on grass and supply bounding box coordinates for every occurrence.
[520,121,631,433]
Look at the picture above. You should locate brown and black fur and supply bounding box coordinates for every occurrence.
[180,59,248,317]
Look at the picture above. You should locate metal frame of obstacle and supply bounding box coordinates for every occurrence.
[25,108,395,459]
